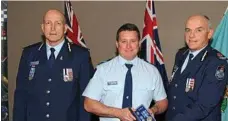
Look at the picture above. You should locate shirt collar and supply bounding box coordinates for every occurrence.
[46,39,65,54]
[117,55,138,67]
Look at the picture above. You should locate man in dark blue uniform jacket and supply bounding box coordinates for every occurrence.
[13,9,93,121]
[166,15,228,121]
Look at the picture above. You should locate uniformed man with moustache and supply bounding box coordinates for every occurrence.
[13,9,93,121]
[166,15,228,121]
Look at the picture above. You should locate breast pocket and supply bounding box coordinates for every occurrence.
[103,84,123,107]
[134,82,155,107]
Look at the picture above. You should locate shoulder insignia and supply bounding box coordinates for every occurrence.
[97,61,106,66]
[97,57,113,65]
[215,65,225,80]
[217,52,226,60]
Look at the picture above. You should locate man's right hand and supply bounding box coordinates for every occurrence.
[117,108,136,121]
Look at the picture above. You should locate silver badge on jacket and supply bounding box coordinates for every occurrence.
[215,65,225,80]
[28,61,39,80]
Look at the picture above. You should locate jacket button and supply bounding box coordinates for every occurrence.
[46,102,50,106]
[46,90,50,94]
[48,78,52,82]
[46,114,50,118]
[172,107,176,110]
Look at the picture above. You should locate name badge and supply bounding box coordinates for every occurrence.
[30,61,39,66]
[107,81,118,85]
[63,68,73,82]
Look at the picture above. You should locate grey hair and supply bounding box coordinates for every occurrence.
[203,15,212,29]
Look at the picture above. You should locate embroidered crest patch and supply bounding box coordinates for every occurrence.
[215,65,225,80]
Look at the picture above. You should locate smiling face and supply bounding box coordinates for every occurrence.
[116,31,140,60]
[184,15,213,51]
[41,10,67,46]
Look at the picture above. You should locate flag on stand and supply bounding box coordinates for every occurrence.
[64,0,87,48]
[140,0,168,85]
[211,6,228,121]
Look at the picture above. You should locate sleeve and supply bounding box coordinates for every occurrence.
[171,60,228,121]
[78,50,94,121]
[153,68,167,101]
[82,64,104,101]
[13,49,30,121]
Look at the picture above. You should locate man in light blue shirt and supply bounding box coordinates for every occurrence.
[83,23,168,121]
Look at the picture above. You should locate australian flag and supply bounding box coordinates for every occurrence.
[140,0,168,86]
[64,0,87,48]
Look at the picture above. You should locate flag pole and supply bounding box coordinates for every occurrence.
[225,6,228,14]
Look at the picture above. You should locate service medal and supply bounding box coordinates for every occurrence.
[185,78,190,92]
[189,78,195,90]
[63,68,73,82]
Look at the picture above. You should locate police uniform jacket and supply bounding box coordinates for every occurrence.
[13,40,94,121]
[166,45,228,121]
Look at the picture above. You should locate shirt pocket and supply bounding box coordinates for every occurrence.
[103,84,123,108]
[134,82,155,107]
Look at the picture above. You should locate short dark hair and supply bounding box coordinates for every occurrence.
[116,23,140,41]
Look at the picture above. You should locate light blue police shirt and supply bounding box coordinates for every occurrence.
[83,55,167,121]
[46,40,65,59]
[181,45,207,73]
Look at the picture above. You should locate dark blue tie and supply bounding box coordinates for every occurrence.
[48,48,55,68]
[187,53,194,65]
[122,64,133,108]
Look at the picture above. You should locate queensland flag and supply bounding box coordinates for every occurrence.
[140,0,168,86]
[64,0,87,48]
[211,6,228,121]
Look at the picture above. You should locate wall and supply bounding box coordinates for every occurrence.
[8,1,228,120]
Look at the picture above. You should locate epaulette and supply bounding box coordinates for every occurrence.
[178,46,188,55]
[23,41,43,51]
[211,48,227,60]
[69,41,89,52]
[65,37,89,51]
[216,52,227,60]
[178,46,188,51]
[97,57,114,66]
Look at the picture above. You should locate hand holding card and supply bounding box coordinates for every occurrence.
[129,105,156,121]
